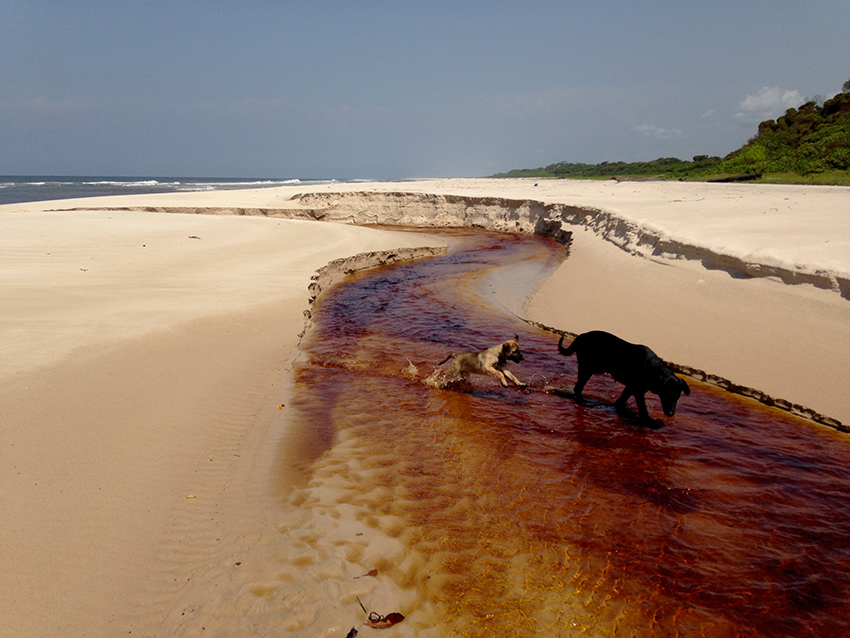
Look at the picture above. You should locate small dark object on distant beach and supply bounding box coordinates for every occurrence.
[558,330,689,420]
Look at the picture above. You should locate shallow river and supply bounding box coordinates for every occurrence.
[286,228,850,637]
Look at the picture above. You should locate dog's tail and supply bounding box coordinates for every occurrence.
[437,353,454,366]
[558,334,576,356]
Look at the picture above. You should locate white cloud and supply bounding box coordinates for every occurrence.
[735,86,802,123]
[633,124,683,141]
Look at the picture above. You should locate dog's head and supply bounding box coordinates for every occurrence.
[501,335,524,364]
[657,375,690,417]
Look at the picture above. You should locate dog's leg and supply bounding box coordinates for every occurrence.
[615,386,633,412]
[484,366,510,387]
[633,392,651,420]
[573,368,592,402]
[502,369,527,387]
[445,360,467,384]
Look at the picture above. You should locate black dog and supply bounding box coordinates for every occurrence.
[558,330,690,420]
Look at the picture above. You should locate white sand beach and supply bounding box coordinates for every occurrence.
[1,178,848,635]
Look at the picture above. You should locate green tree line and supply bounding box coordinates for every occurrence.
[494,79,850,184]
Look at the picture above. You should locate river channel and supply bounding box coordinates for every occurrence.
[284,227,850,637]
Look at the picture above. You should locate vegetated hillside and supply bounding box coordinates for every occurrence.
[717,91,850,177]
[495,84,850,184]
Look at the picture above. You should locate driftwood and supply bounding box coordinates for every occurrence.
[708,173,762,183]
[610,175,667,182]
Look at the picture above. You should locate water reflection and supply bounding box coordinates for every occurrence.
[289,228,850,637]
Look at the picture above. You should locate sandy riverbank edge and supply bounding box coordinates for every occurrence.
[32,178,850,429]
[304,225,845,431]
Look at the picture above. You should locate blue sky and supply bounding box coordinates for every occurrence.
[2,1,848,178]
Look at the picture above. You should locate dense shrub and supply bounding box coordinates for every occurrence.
[717,90,850,175]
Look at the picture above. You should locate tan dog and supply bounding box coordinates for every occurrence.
[436,336,527,387]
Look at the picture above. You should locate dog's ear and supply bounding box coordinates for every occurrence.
[502,342,512,353]
[514,334,520,342]
[680,378,690,395]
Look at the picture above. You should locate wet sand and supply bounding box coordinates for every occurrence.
[1,178,848,635]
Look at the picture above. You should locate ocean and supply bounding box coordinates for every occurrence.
[0,175,344,206]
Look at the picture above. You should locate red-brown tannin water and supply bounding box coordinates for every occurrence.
[288,228,850,637]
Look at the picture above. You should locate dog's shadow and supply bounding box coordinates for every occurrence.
[439,380,532,400]
[616,406,664,430]
[547,386,663,429]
